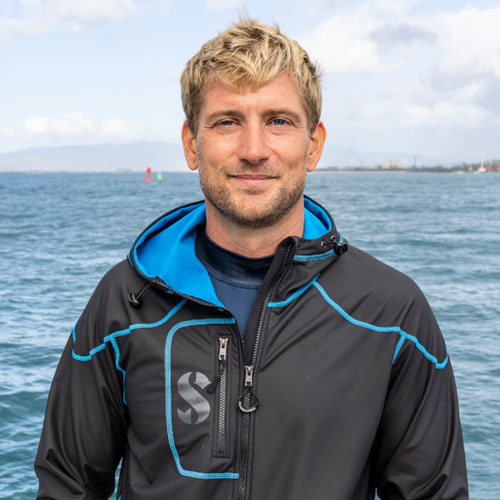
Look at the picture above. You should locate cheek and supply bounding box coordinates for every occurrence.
[281,143,309,171]
[199,134,235,162]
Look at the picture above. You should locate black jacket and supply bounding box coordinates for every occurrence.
[35,198,468,499]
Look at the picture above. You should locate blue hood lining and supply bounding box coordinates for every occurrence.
[303,197,332,239]
[134,202,223,307]
[133,198,332,305]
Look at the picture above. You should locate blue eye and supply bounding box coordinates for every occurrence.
[272,118,287,126]
[219,119,235,126]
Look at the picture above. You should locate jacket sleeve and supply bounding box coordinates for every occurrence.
[373,292,468,499]
[35,279,128,499]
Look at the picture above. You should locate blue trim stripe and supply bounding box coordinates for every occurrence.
[164,318,239,480]
[392,336,405,365]
[268,274,320,308]
[72,298,187,361]
[110,337,127,405]
[293,235,345,262]
[73,343,106,361]
[313,282,448,369]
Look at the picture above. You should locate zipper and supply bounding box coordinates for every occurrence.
[251,245,292,365]
[236,243,293,500]
[216,337,229,456]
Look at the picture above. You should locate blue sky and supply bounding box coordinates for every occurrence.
[1,0,499,166]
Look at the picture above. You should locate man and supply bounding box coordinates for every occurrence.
[36,19,468,499]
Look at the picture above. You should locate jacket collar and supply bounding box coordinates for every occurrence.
[129,196,344,305]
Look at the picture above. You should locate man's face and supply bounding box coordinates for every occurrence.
[183,73,324,229]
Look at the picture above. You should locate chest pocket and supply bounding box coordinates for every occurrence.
[166,318,240,479]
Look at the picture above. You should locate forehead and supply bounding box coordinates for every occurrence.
[199,73,307,116]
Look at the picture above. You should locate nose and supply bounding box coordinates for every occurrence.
[237,123,272,165]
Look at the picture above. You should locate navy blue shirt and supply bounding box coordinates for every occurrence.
[196,231,273,335]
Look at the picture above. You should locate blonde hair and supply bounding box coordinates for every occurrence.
[180,18,322,135]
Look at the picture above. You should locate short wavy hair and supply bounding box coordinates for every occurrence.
[180,18,322,135]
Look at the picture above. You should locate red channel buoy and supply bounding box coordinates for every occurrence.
[144,167,153,182]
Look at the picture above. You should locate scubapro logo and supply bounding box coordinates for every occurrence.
[176,372,211,424]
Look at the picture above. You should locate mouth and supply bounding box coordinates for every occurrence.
[230,174,277,188]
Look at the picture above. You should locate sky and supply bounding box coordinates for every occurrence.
[1,0,499,166]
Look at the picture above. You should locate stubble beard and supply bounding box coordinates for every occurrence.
[198,163,306,230]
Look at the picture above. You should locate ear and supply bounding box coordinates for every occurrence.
[182,121,198,171]
[306,121,326,173]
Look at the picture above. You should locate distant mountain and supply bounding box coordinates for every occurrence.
[0,141,458,172]
[0,142,187,172]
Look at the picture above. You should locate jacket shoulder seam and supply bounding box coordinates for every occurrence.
[312,281,448,369]
[71,298,187,362]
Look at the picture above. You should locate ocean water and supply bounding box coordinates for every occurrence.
[0,171,499,499]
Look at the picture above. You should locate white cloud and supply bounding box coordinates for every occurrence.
[370,0,418,19]
[301,14,381,74]
[53,112,96,136]
[0,15,45,40]
[433,7,500,83]
[300,1,424,75]
[43,0,137,30]
[25,112,96,137]
[1,126,16,137]
[303,2,500,126]
[400,100,488,128]
[302,2,500,80]
[299,1,500,162]
[25,115,50,134]
[371,23,435,50]
[20,112,154,144]
[0,0,137,40]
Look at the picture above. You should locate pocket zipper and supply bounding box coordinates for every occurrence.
[206,337,230,456]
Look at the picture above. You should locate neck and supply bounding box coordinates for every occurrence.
[205,198,304,258]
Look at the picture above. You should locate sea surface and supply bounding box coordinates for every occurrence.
[0,171,499,499]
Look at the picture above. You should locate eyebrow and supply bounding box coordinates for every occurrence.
[205,110,245,122]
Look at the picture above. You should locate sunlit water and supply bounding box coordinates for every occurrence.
[1,171,499,499]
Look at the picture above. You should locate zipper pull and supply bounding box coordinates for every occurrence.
[219,337,229,362]
[244,365,254,387]
[206,337,229,394]
[238,365,259,413]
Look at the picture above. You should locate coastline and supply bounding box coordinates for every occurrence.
[314,169,409,174]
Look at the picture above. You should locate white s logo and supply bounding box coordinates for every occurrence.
[176,371,211,424]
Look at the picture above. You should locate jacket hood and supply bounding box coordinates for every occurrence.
[128,196,343,306]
